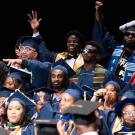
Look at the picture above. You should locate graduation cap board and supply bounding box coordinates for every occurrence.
[65,100,101,115]
[26,86,54,95]
[68,82,93,100]
[65,100,102,125]
[26,87,54,103]
[5,90,36,107]
[52,58,76,78]
[82,85,96,100]
[19,36,42,52]
[34,119,59,135]
[0,86,14,98]
[9,66,32,84]
[115,98,135,116]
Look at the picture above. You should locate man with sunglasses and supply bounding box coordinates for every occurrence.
[92,1,135,83]
[76,41,114,90]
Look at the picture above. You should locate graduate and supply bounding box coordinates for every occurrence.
[1,90,36,135]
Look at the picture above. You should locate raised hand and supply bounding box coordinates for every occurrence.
[95,1,103,21]
[27,11,42,33]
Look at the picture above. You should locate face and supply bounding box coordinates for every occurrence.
[82,45,98,63]
[0,106,5,116]
[123,31,135,48]
[51,69,65,90]
[36,92,45,112]
[60,93,75,113]
[36,91,46,104]
[0,97,6,106]
[7,101,25,124]
[67,35,80,54]
[19,46,38,60]
[122,104,135,129]
[15,48,20,58]
[3,77,17,90]
[104,84,117,103]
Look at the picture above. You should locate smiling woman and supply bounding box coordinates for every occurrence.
[1,90,36,135]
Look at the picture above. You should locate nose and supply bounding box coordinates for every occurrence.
[53,76,59,81]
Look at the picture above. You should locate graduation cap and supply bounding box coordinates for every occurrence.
[65,100,102,125]
[118,90,135,99]
[0,86,13,97]
[27,86,54,95]
[6,90,36,107]
[26,86,54,102]
[52,58,76,78]
[115,98,135,116]
[34,119,59,135]
[82,85,96,100]
[119,20,135,33]
[19,36,42,52]
[68,82,92,100]
[9,66,32,84]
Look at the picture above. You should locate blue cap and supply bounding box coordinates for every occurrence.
[0,86,13,97]
[82,85,95,99]
[20,36,42,52]
[5,90,36,118]
[26,87,54,102]
[9,66,32,84]
[68,82,92,100]
[115,98,135,116]
[51,65,68,74]
[64,88,82,101]
[52,59,76,77]
[26,86,54,95]
[121,90,135,99]
[105,80,121,92]
[6,90,36,107]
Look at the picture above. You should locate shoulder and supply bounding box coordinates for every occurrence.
[55,52,69,61]
[95,64,107,72]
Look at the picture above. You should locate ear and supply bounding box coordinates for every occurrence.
[33,52,38,59]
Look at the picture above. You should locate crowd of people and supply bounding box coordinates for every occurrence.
[0,1,135,135]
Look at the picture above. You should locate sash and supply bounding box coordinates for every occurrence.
[108,45,135,82]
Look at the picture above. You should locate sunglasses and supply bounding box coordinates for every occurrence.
[125,32,135,38]
[83,48,97,54]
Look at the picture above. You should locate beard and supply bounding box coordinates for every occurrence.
[51,82,64,92]
[124,120,135,129]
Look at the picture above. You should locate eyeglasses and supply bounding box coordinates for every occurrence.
[82,48,97,54]
[19,46,36,52]
[122,110,135,116]
[125,32,135,38]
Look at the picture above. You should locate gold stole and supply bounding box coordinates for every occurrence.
[93,64,106,90]
[112,116,122,134]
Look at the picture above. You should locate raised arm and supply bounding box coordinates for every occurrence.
[27,10,41,34]
[95,1,103,22]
